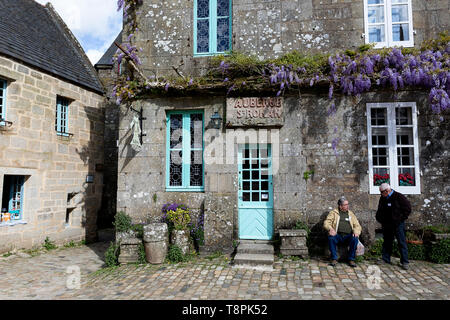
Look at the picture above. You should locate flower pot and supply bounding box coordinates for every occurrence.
[170,229,190,255]
[406,240,423,245]
[116,230,141,264]
[143,223,169,264]
[279,229,309,258]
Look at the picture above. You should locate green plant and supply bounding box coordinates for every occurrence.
[43,237,57,250]
[2,252,13,258]
[429,238,450,264]
[303,170,314,182]
[131,224,144,239]
[166,207,191,231]
[64,241,76,248]
[423,225,450,234]
[167,244,186,263]
[294,220,310,234]
[137,242,147,264]
[206,251,223,261]
[105,241,120,267]
[407,243,426,261]
[152,193,157,203]
[406,231,421,241]
[113,211,133,232]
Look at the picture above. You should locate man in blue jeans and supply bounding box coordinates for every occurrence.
[324,197,362,267]
[376,183,411,270]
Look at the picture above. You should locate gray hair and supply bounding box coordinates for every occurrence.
[379,183,391,191]
[337,196,347,206]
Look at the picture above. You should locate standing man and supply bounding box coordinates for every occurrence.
[324,197,362,267]
[376,183,411,270]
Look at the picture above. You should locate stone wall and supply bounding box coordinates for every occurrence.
[0,55,105,253]
[116,89,449,252]
[129,0,449,77]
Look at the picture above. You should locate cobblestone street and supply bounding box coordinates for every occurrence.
[0,241,448,300]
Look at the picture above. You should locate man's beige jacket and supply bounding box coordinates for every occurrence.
[323,209,362,237]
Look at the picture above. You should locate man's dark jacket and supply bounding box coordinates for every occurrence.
[376,190,411,226]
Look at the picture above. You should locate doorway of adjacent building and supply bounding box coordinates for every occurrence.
[238,144,273,240]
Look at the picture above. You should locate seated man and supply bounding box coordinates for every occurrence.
[323,197,362,267]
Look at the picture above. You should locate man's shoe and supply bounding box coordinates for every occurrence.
[348,260,357,268]
[399,263,409,270]
[378,258,391,265]
[329,259,338,266]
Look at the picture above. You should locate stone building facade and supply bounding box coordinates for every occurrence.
[107,0,449,253]
[0,0,105,253]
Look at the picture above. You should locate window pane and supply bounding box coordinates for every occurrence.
[395,107,412,125]
[397,147,414,166]
[170,114,183,149]
[368,0,384,4]
[170,151,183,186]
[197,20,209,53]
[252,171,259,179]
[369,25,385,43]
[371,108,387,125]
[261,181,269,191]
[251,159,259,169]
[197,0,209,18]
[373,147,389,166]
[261,170,269,180]
[252,192,259,201]
[190,113,203,149]
[372,127,389,145]
[391,5,408,22]
[243,192,250,201]
[368,6,385,23]
[392,23,409,41]
[243,170,250,179]
[252,181,259,191]
[243,181,250,190]
[217,17,230,52]
[243,159,250,169]
[398,168,416,186]
[396,127,413,145]
[217,0,229,16]
[190,151,203,186]
[373,168,390,186]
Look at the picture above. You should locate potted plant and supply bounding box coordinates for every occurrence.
[162,203,192,255]
[278,220,309,258]
[406,230,423,245]
[113,211,142,264]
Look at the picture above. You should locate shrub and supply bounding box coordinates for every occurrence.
[429,238,450,264]
[137,242,146,264]
[423,224,450,234]
[407,243,426,261]
[43,237,57,250]
[166,207,191,231]
[105,241,120,267]
[113,211,133,232]
[167,244,186,263]
[190,213,204,247]
[294,220,310,234]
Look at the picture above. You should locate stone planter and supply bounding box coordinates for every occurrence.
[170,229,190,255]
[279,229,309,258]
[116,230,141,264]
[143,223,169,264]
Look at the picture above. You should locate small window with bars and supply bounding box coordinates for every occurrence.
[55,96,70,136]
[367,102,420,194]
[194,0,232,55]
[166,110,204,191]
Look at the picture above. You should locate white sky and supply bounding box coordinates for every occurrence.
[35,0,122,64]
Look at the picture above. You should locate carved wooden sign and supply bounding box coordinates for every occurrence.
[226,97,284,127]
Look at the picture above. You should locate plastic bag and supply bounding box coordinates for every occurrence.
[356,240,365,256]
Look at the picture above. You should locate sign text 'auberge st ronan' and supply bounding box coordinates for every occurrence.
[226,97,284,127]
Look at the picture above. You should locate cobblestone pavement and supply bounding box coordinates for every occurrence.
[0,241,448,300]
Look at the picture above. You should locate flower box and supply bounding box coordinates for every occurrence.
[279,229,309,258]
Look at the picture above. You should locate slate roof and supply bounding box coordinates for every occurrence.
[95,31,122,67]
[0,0,104,94]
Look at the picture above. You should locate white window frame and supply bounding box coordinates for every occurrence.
[367,102,421,194]
[363,0,414,48]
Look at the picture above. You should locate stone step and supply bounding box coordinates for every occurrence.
[237,243,274,254]
[233,253,274,266]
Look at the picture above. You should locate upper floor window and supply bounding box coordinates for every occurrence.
[194,0,232,56]
[55,96,70,136]
[166,110,204,191]
[364,0,414,48]
[0,78,6,125]
[366,102,420,194]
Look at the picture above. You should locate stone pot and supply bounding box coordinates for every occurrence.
[143,223,169,264]
[116,230,141,264]
[279,229,309,258]
[170,229,190,255]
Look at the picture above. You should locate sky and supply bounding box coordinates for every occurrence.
[35,0,122,64]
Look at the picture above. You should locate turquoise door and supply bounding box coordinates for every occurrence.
[238,144,273,240]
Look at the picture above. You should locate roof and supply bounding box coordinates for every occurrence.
[95,31,122,67]
[0,0,104,94]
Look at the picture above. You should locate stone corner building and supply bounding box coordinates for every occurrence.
[103,0,449,253]
[0,0,106,253]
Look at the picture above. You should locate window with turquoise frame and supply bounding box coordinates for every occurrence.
[194,0,232,56]
[0,78,6,125]
[55,96,69,136]
[166,110,204,191]
[1,175,25,222]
